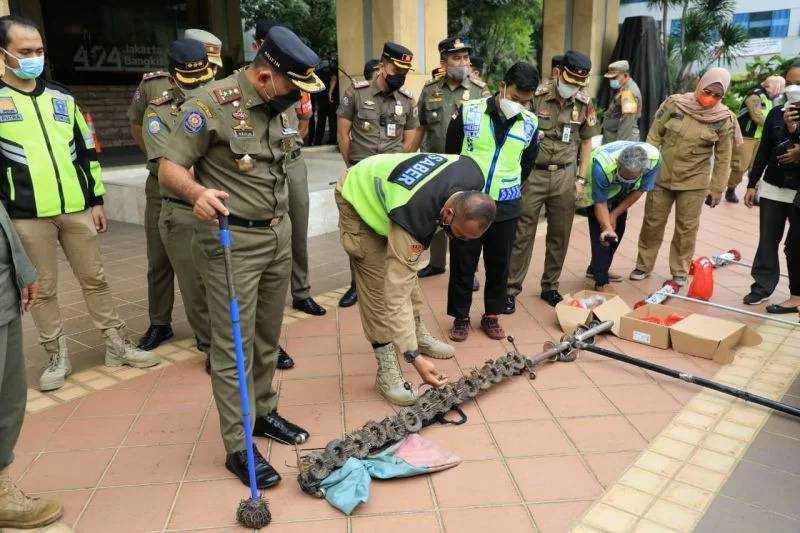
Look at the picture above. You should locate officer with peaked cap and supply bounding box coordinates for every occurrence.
[506,50,600,312]
[602,59,642,143]
[184,28,224,74]
[159,25,324,490]
[336,41,420,308]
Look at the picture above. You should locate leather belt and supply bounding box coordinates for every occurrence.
[228,214,283,228]
[535,163,569,171]
[163,197,193,208]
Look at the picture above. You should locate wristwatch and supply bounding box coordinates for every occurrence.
[403,349,421,363]
[576,176,586,186]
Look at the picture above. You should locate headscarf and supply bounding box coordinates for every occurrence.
[762,75,786,99]
[669,67,743,145]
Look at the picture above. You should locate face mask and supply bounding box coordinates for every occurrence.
[615,171,640,184]
[498,86,523,119]
[2,48,44,80]
[557,80,579,99]
[609,79,621,90]
[696,92,719,109]
[384,71,406,92]
[446,65,470,81]
[265,74,299,113]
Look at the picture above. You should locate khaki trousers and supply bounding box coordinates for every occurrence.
[508,165,576,295]
[192,217,290,453]
[144,175,174,325]
[727,137,758,189]
[335,189,424,350]
[287,158,312,300]
[159,200,210,353]
[0,317,24,469]
[13,210,123,346]
[635,185,707,278]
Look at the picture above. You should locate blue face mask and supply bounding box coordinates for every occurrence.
[609,78,621,90]
[3,48,44,80]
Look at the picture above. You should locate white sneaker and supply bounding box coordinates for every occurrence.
[39,337,71,392]
[104,328,161,368]
[629,269,650,281]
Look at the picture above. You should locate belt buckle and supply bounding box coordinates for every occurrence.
[247,219,255,228]
[548,164,558,171]
[270,216,281,227]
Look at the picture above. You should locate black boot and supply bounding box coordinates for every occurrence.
[292,297,327,316]
[502,295,516,314]
[137,325,173,351]
[277,346,294,370]
[253,411,309,444]
[225,444,281,489]
[418,265,445,278]
[540,290,563,307]
[338,284,358,307]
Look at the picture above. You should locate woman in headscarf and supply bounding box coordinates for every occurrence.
[630,67,740,285]
[726,74,787,203]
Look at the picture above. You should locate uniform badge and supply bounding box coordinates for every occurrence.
[0,97,21,122]
[147,117,162,135]
[232,120,255,138]
[342,95,350,106]
[236,154,254,172]
[232,108,246,121]
[362,121,371,131]
[52,98,69,123]
[169,104,178,116]
[183,111,206,134]
[408,243,424,262]
[394,104,403,116]
[462,92,470,101]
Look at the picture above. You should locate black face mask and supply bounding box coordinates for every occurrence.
[268,89,300,113]
[439,220,467,241]
[384,72,406,92]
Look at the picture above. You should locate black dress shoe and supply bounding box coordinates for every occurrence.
[766,303,799,314]
[137,325,173,351]
[725,188,739,203]
[742,292,769,305]
[292,297,327,316]
[225,445,281,489]
[502,295,516,315]
[338,286,358,307]
[253,411,309,444]
[540,290,564,307]
[277,346,294,370]
[472,276,480,292]
[418,265,445,278]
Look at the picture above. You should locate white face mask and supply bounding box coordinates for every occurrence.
[557,80,579,99]
[499,86,523,119]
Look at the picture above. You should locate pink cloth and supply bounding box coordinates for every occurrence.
[394,433,461,472]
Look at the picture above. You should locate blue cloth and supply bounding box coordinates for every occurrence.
[320,445,429,515]
[591,160,659,204]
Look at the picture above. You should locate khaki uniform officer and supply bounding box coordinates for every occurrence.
[142,39,214,361]
[506,50,599,311]
[632,68,735,283]
[336,153,494,405]
[184,28,224,74]
[416,36,490,278]
[159,25,322,490]
[601,60,641,143]
[336,41,420,308]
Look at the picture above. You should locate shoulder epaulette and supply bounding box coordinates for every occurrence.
[398,87,413,99]
[142,70,169,81]
[471,77,487,89]
[150,92,174,106]
[353,80,370,89]
[575,91,589,104]
[212,86,242,105]
[423,77,442,88]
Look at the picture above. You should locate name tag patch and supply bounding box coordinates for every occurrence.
[388,153,447,190]
[0,97,21,122]
[52,98,69,123]
[498,185,521,201]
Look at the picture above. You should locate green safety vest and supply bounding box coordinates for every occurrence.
[577,140,660,208]
[754,93,772,140]
[459,97,537,201]
[0,80,104,219]
[341,152,462,236]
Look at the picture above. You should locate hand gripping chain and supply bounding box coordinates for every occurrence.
[296,321,613,497]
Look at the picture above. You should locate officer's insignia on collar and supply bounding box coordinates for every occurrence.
[150,93,173,106]
[212,87,242,104]
[142,70,169,81]
[398,87,413,99]
[183,111,206,134]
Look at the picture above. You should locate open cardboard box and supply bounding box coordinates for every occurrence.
[618,303,689,350]
[555,290,631,336]
[669,313,762,364]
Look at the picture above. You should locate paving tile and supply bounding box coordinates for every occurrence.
[14,418,59,454]
[661,480,714,512]
[285,334,339,357]
[278,402,344,436]
[266,520,348,533]
[617,466,670,495]
[125,408,206,446]
[582,502,638,532]
[476,389,551,422]
[264,470,351,521]
[45,415,134,452]
[432,460,520,507]
[578,361,651,386]
[696,495,800,533]
[489,419,574,457]
[600,383,681,414]
[76,483,178,533]
[645,499,702,531]
[538,387,618,417]
[340,353,377,376]
[102,443,192,486]
[745,429,800,474]
[528,501,592,533]
[279,376,341,405]
[343,399,396,430]
[626,412,676,440]
[441,505,533,533]
[584,451,639,487]
[529,360,594,389]
[185,439,236,481]
[168,478,251,529]
[721,459,800,518]
[19,449,115,492]
[507,455,602,502]
[33,488,92,528]
[281,354,341,379]
[351,512,439,533]
[603,483,655,515]
[559,415,647,453]
[423,423,500,460]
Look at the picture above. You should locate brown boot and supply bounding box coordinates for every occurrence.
[0,467,63,529]
[480,314,506,340]
[449,317,470,342]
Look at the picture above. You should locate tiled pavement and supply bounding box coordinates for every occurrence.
[9,188,800,532]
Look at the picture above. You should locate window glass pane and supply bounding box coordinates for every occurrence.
[733,10,790,39]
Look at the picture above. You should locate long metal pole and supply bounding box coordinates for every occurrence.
[665,292,799,327]
[579,343,800,419]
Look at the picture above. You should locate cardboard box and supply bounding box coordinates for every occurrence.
[555,290,631,336]
[618,303,689,350]
[669,313,762,364]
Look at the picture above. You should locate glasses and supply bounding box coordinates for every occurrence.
[701,87,723,99]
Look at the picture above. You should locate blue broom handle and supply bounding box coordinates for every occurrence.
[218,214,259,501]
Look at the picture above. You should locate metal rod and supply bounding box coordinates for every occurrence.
[579,343,800,419]
[526,320,615,367]
[666,292,799,327]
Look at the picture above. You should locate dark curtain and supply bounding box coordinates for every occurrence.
[597,16,668,141]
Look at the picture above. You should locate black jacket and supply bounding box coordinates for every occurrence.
[748,105,800,190]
